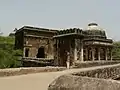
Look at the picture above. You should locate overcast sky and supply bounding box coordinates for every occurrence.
[0,0,120,41]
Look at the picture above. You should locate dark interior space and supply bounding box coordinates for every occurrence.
[37,47,45,58]
[25,48,29,57]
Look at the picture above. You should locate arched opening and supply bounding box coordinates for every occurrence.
[100,48,105,60]
[95,48,98,60]
[37,47,45,58]
[25,48,29,57]
[88,47,92,61]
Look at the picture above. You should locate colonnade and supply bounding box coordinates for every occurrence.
[83,47,112,61]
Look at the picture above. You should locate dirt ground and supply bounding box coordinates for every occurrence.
[0,64,120,90]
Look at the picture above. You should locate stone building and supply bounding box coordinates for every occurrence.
[15,23,113,67]
[15,26,57,59]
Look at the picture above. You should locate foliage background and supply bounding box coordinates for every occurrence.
[112,41,120,59]
[0,36,22,68]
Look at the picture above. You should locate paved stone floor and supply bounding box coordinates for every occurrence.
[0,64,120,90]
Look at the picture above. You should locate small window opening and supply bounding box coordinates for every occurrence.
[25,48,29,57]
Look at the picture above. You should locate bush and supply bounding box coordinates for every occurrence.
[0,36,22,68]
[113,41,120,59]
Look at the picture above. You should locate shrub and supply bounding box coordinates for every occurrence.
[0,36,22,68]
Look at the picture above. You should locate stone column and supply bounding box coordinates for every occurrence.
[98,48,100,61]
[92,47,95,61]
[66,52,70,69]
[110,49,112,61]
[80,40,83,62]
[23,47,25,57]
[88,48,90,61]
[74,39,77,61]
[56,39,59,66]
[85,48,88,61]
[105,48,108,61]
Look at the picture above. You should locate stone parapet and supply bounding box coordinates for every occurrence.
[74,61,120,68]
[0,67,66,77]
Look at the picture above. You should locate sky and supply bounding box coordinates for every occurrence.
[0,0,120,41]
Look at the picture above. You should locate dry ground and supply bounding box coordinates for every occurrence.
[0,64,120,90]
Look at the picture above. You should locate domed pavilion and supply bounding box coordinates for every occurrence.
[83,23,113,61]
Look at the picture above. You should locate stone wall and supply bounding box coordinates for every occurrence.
[73,63,120,80]
[24,36,54,58]
[74,61,120,68]
[0,67,66,77]
[22,57,54,67]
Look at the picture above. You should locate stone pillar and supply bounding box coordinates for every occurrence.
[105,48,108,61]
[88,48,90,61]
[23,47,25,57]
[57,39,59,66]
[80,40,84,62]
[66,52,70,69]
[74,39,77,61]
[110,49,112,61]
[92,48,95,61]
[85,48,88,61]
[98,48,100,61]
[74,47,77,61]
[54,39,59,66]
[74,39,83,62]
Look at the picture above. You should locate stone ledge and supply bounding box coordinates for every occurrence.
[72,63,120,80]
[74,61,120,68]
[0,67,66,77]
[49,64,120,90]
[48,75,120,90]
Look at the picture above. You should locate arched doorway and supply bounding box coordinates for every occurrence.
[37,47,45,58]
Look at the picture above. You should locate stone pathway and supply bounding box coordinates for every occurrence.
[0,64,120,90]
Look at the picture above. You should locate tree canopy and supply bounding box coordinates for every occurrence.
[0,36,22,68]
[112,41,120,59]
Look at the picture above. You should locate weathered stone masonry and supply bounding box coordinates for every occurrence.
[15,23,113,67]
[48,64,120,90]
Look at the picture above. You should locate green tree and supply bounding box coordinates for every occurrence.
[0,36,22,68]
[112,41,120,59]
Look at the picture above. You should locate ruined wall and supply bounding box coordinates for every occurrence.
[23,29,55,59]
[24,36,54,59]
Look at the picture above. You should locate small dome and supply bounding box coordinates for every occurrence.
[84,23,107,39]
[88,23,98,26]
[86,23,103,31]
